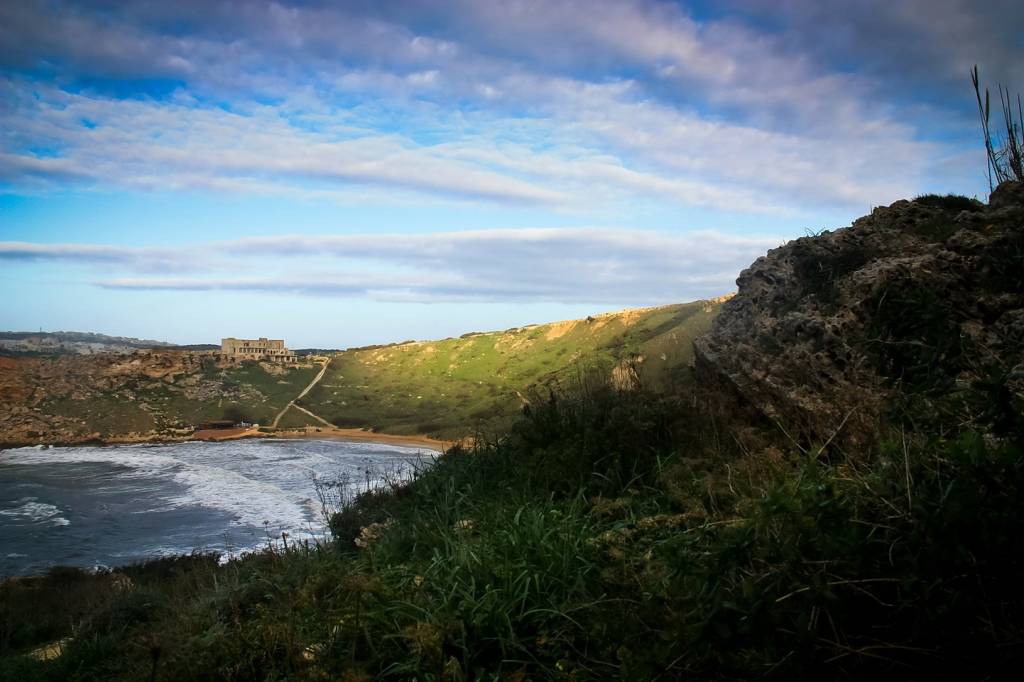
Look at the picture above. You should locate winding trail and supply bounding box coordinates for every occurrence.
[271,358,331,429]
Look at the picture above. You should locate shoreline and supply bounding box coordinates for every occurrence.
[1,426,449,453]
[0,427,446,581]
[269,426,448,452]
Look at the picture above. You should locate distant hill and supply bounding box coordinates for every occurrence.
[0,331,174,355]
[0,299,728,444]
[294,299,728,439]
[0,332,224,355]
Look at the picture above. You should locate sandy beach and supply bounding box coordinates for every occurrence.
[188,424,449,453]
[2,426,451,453]
[269,426,448,452]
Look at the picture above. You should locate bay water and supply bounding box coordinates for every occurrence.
[0,438,431,577]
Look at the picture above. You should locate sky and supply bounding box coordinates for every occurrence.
[1,1,1021,348]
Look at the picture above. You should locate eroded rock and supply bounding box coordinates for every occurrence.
[695,183,1024,445]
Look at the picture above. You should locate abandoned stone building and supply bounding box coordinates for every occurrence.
[220,337,297,362]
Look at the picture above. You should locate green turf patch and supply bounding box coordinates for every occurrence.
[302,301,721,438]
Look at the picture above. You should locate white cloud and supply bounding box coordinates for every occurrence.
[0,71,933,213]
[0,240,199,272]
[0,0,969,213]
[7,228,782,304]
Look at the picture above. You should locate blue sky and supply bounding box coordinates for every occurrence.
[1,0,1021,347]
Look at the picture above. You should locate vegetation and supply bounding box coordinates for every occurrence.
[911,193,983,212]
[972,65,1024,188]
[37,361,320,435]
[301,301,720,439]
[3,183,1021,676]
[39,394,156,436]
[4,303,719,444]
[3,345,1021,679]
[215,361,320,425]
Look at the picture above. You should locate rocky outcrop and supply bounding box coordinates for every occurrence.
[0,351,293,446]
[695,182,1024,445]
[611,355,645,391]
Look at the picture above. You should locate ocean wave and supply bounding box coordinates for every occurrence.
[0,440,427,557]
[0,497,70,527]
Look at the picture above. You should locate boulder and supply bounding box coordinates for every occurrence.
[695,182,1024,446]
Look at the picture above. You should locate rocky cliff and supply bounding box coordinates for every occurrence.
[0,352,317,446]
[695,182,1024,446]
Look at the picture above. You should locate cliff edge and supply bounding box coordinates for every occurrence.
[695,181,1024,445]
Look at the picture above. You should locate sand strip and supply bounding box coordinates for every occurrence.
[271,426,448,452]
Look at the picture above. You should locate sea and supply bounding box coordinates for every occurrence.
[0,438,433,577]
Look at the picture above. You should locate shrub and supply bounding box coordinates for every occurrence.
[912,193,983,212]
[791,242,875,307]
[868,284,966,391]
[220,404,250,423]
[330,415,367,428]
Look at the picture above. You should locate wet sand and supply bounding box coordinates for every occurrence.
[270,426,448,452]
[187,424,449,452]
[192,426,260,441]
[7,426,450,453]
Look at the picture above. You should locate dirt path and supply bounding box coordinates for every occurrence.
[271,358,331,429]
[266,359,448,452]
[291,403,333,428]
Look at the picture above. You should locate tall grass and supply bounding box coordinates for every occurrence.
[3,363,1023,679]
[972,65,1024,189]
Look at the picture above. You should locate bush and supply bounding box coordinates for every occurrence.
[790,242,876,307]
[868,284,966,390]
[220,404,250,423]
[912,193,983,212]
[330,415,367,428]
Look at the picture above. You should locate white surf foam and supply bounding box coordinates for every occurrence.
[0,439,428,556]
[0,497,70,527]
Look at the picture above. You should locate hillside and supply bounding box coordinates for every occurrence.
[2,185,1023,679]
[296,300,725,438]
[0,300,725,445]
[0,353,322,445]
[0,331,175,355]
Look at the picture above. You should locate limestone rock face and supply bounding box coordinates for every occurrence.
[0,351,270,446]
[695,182,1024,444]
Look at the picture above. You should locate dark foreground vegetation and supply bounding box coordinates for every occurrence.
[2,362,1022,679]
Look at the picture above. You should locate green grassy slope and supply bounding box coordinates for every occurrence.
[2,300,721,444]
[300,300,723,439]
